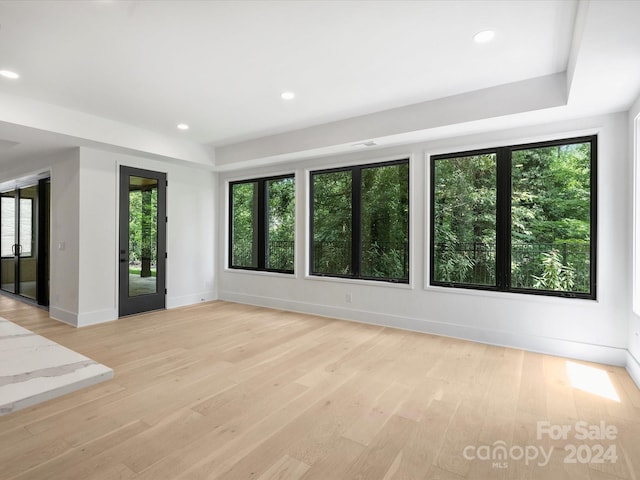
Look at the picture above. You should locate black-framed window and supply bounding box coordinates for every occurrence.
[431,135,596,299]
[310,159,409,283]
[229,174,295,273]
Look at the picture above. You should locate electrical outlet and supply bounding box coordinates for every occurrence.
[346,293,352,303]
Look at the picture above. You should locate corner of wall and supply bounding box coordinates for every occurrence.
[49,307,78,327]
[627,350,640,389]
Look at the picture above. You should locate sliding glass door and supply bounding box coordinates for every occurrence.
[0,179,49,305]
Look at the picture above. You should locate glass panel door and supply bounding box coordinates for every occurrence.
[0,183,44,302]
[119,166,166,316]
[128,176,159,297]
[0,190,16,294]
[18,185,38,300]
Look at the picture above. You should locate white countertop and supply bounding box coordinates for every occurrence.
[0,317,113,415]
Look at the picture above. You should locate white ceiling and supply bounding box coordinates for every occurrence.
[0,0,639,167]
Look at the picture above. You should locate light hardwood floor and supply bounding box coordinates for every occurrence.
[1,295,639,480]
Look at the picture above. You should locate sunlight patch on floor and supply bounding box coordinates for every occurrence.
[566,361,620,402]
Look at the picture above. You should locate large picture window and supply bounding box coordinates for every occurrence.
[431,136,596,299]
[229,175,295,273]
[311,159,409,283]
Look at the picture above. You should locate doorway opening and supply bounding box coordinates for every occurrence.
[0,176,50,307]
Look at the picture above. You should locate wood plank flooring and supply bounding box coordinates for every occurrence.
[1,295,639,480]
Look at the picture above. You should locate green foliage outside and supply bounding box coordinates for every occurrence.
[433,154,497,285]
[433,142,591,293]
[128,186,158,274]
[267,178,295,271]
[532,249,575,291]
[312,171,352,275]
[231,182,258,268]
[231,178,295,271]
[312,163,409,281]
[361,164,409,280]
[128,267,157,277]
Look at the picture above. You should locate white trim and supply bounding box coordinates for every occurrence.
[225,167,297,184]
[77,308,118,327]
[219,290,627,367]
[167,291,217,309]
[49,307,78,327]
[224,268,297,279]
[424,284,598,305]
[303,274,413,290]
[626,351,640,390]
[631,110,640,316]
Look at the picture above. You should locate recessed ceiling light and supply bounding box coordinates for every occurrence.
[0,70,20,79]
[177,123,189,130]
[281,91,295,100]
[473,30,495,44]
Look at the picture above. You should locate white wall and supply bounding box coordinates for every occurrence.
[76,148,118,325]
[0,148,82,325]
[218,112,631,366]
[1,146,216,326]
[50,150,82,324]
[629,93,640,386]
[71,148,217,326]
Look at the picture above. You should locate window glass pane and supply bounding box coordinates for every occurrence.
[361,163,409,280]
[128,177,158,296]
[1,195,15,257]
[511,142,591,293]
[19,197,33,257]
[266,177,295,271]
[433,154,497,285]
[312,171,352,275]
[231,182,258,268]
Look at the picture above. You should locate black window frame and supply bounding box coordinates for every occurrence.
[309,158,410,284]
[228,173,295,274]
[430,135,597,299]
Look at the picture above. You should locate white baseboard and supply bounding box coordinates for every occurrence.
[50,307,119,327]
[220,291,628,367]
[77,308,118,327]
[49,307,78,327]
[627,351,640,389]
[167,291,217,309]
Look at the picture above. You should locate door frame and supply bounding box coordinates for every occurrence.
[118,166,167,317]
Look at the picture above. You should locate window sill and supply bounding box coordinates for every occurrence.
[305,274,414,289]
[424,284,598,304]
[224,268,297,279]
